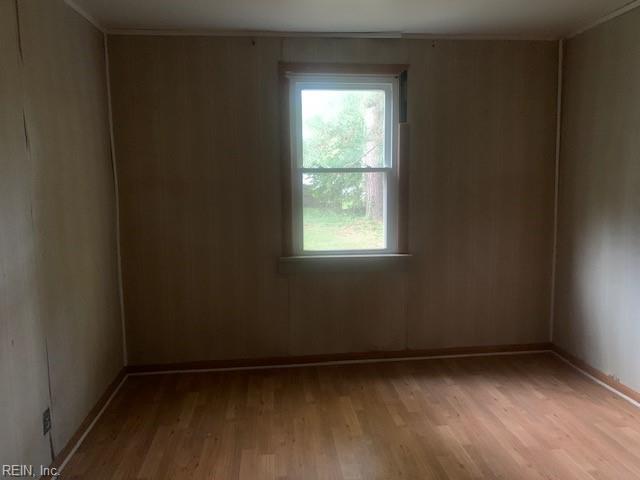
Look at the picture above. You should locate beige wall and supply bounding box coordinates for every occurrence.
[0,0,51,466]
[1,0,123,464]
[109,36,559,365]
[554,7,640,392]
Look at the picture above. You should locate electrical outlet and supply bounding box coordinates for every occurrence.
[43,408,51,435]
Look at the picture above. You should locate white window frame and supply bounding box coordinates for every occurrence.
[288,73,400,256]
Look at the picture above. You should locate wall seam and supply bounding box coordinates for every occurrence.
[14,0,24,62]
[549,39,564,343]
[281,37,293,358]
[103,33,128,366]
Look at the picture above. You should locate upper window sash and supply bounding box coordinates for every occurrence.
[288,74,398,172]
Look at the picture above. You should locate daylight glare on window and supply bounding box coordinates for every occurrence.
[301,90,386,168]
[300,89,388,251]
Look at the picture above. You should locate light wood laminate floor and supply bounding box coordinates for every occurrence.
[63,353,640,479]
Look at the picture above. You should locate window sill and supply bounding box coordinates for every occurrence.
[278,254,411,274]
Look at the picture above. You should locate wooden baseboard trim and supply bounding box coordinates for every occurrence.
[551,345,640,407]
[44,368,127,479]
[126,343,553,375]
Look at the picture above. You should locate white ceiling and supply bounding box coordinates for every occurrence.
[72,0,632,38]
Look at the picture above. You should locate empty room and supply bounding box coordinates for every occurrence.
[2,0,640,478]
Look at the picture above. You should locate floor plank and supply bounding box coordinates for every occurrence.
[63,354,640,479]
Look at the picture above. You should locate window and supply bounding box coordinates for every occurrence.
[286,71,401,255]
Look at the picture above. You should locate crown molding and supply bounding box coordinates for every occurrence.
[61,0,640,42]
[568,0,640,38]
[104,27,556,41]
[63,0,105,32]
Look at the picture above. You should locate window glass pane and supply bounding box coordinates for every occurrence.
[301,90,386,168]
[302,172,385,251]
